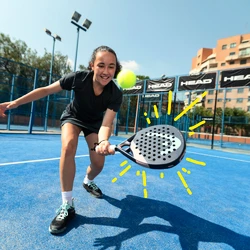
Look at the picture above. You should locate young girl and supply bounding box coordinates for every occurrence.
[0,45,123,234]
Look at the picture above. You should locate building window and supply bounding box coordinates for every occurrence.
[207,99,213,104]
[208,90,214,95]
[240,59,247,64]
[219,89,223,93]
[229,52,235,55]
[237,88,244,93]
[221,63,226,66]
[218,99,223,102]
[248,97,250,101]
[239,48,250,56]
[210,64,217,68]
[229,61,235,65]
[226,98,231,102]
[236,98,243,103]
[226,89,232,92]
[222,44,227,50]
[248,106,250,112]
[230,43,236,48]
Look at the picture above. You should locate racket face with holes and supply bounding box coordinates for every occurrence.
[116,125,186,169]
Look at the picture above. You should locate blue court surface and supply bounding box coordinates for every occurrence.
[0,133,249,250]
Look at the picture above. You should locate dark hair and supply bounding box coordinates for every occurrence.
[87,45,122,78]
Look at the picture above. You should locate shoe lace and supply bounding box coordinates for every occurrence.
[56,203,71,220]
[89,181,99,191]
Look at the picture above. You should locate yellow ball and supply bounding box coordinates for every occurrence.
[116,70,136,89]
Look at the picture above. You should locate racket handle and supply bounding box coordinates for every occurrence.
[94,145,116,151]
[109,145,116,150]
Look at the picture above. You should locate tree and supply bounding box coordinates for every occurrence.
[136,75,150,80]
[0,32,82,78]
[78,64,87,71]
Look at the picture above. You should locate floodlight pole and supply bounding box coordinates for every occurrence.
[44,29,61,132]
[74,27,80,72]
[49,36,56,85]
[70,20,87,101]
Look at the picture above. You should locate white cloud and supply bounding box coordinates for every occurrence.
[67,58,74,68]
[120,60,140,72]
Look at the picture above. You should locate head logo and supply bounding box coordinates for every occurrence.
[181,79,212,86]
[223,74,250,82]
[148,83,172,89]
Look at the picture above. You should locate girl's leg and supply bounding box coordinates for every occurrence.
[60,123,81,191]
[83,133,105,197]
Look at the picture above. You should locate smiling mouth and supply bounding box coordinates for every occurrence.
[100,75,110,81]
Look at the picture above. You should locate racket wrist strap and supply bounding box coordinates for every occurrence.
[90,139,109,151]
[98,139,109,144]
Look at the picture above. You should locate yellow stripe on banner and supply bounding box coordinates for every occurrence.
[189,120,206,131]
[174,91,208,121]
[160,172,164,179]
[143,188,148,198]
[168,91,172,115]
[119,165,131,176]
[153,105,159,118]
[186,158,206,166]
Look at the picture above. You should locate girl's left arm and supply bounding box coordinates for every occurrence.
[97,109,117,154]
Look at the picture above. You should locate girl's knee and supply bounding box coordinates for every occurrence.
[61,140,77,156]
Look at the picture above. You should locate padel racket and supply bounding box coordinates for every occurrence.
[92,124,186,170]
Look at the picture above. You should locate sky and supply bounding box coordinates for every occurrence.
[1,0,250,79]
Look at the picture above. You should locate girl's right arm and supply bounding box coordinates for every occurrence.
[0,80,62,117]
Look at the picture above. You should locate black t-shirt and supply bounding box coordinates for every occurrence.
[59,70,123,131]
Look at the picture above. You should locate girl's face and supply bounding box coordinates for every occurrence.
[91,51,117,87]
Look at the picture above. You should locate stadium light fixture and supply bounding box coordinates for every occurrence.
[70,11,92,100]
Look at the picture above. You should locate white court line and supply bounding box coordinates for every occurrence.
[0,152,121,167]
[0,151,249,167]
[0,154,89,167]
[187,150,250,163]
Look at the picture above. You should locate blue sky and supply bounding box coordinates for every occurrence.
[1,0,250,78]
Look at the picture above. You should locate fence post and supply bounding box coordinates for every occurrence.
[211,70,219,149]
[28,69,38,134]
[7,74,16,130]
[220,88,226,147]
[125,96,131,134]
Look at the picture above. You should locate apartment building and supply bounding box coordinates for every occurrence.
[187,33,250,112]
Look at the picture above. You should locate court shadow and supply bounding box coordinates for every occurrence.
[59,195,250,249]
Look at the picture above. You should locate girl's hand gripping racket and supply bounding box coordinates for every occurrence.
[92,125,186,170]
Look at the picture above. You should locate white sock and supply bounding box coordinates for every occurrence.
[83,175,93,184]
[61,191,73,206]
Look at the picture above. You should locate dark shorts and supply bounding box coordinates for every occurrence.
[61,119,98,137]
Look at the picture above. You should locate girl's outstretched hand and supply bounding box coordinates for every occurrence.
[0,101,18,117]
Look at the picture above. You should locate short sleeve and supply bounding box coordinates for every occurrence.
[59,71,90,91]
[59,72,76,91]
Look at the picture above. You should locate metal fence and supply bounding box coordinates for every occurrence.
[0,57,250,151]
